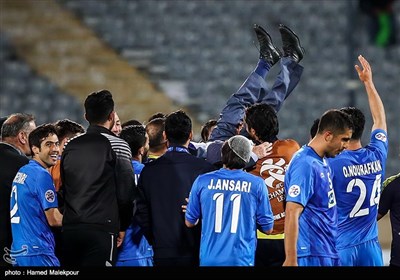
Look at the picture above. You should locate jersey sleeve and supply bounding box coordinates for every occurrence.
[36,171,58,211]
[368,129,389,161]
[285,159,314,207]
[255,178,274,232]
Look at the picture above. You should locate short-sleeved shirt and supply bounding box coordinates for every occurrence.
[284,146,338,258]
[186,168,274,266]
[116,160,153,262]
[10,160,58,257]
[329,129,388,250]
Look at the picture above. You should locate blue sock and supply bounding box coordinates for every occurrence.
[254,59,271,78]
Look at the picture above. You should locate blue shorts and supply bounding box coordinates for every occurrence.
[338,238,383,266]
[298,256,340,266]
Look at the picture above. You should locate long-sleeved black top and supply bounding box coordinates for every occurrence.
[61,125,135,233]
[135,146,216,261]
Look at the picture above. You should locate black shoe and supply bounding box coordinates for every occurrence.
[279,24,305,63]
[253,24,281,66]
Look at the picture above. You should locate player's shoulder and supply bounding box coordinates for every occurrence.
[276,138,300,146]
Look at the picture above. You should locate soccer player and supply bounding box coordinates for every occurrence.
[283,109,353,266]
[329,55,387,266]
[49,119,85,192]
[116,125,153,266]
[10,124,62,266]
[185,135,274,266]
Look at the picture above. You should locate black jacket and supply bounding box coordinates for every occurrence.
[61,125,135,233]
[0,143,29,266]
[135,147,216,262]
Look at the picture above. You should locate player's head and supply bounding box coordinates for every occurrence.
[339,107,365,140]
[245,103,278,143]
[165,110,192,146]
[122,119,142,128]
[200,119,217,142]
[221,135,252,169]
[120,125,149,161]
[146,117,166,153]
[84,90,115,128]
[29,123,60,168]
[54,119,85,153]
[317,109,353,158]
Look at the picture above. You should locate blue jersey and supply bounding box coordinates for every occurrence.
[185,168,274,266]
[116,160,153,265]
[132,160,144,185]
[10,160,58,258]
[284,146,338,259]
[329,129,387,264]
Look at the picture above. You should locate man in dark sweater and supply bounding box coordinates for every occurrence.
[61,90,135,267]
[135,110,215,266]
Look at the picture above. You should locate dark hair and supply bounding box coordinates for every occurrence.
[122,119,142,128]
[165,110,192,146]
[1,113,35,138]
[148,112,166,122]
[310,118,320,139]
[200,119,217,142]
[221,141,246,169]
[146,117,166,149]
[84,90,114,124]
[245,103,279,142]
[54,119,85,142]
[29,123,58,154]
[339,107,365,140]
[318,109,354,135]
[120,125,147,156]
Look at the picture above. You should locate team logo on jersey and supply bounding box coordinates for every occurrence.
[288,185,300,197]
[260,158,286,189]
[328,189,336,208]
[45,190,55,203]
[375,132,387,142]
[3,245,28,265]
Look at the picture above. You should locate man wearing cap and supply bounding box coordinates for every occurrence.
[185,135,274,266]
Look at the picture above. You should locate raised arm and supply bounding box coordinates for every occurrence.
[354,55,387,132]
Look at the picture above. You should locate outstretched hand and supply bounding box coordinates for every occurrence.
[252,141,273,159]
[354,55,372,83]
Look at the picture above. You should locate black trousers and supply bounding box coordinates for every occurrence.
[255,238,285,267]
[62,228,117,267]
